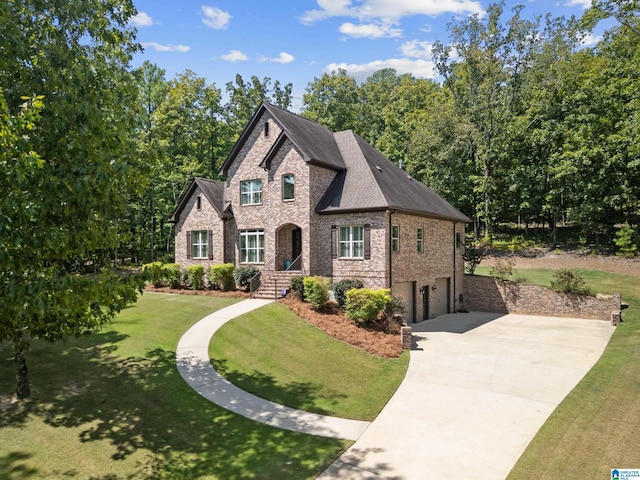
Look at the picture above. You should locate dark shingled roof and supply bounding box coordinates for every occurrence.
[220,102,345,176]
[168,177,229,223]
[316,131,471,222]
[217,102,469,223]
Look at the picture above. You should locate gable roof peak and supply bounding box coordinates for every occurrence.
[220,102,345,176]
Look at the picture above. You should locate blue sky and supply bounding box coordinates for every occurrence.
[130,0,602,106]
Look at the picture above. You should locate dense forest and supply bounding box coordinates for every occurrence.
[2,0,639,266]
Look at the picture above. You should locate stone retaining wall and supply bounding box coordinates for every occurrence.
[463,275,621,321]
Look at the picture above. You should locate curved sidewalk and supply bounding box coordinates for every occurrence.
[175,298,370,441]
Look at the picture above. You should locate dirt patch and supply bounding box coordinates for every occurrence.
[484,251,640,276]
[278,296,402,359]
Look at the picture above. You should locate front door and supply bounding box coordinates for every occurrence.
[291,228,302,269]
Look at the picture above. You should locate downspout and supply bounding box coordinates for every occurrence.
[453,222,457,313]
[388,209,394,289]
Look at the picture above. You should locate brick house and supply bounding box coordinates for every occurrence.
[169,102,470,321]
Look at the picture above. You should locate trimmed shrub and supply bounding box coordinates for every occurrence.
[345,288,390,327]
[550,269,590,295]
[289,275,305,300]
[142,262,181,288]
[234,266,260,292]
[303,276,330,310]
[185,265,205,290]
[209,263,235,291]
[489,259,515,282]
[332,279,364,308]
[463,244,487,275]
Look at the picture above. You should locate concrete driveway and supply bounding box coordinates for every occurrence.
[318,312,614,480]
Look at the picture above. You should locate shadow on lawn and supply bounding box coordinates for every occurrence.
[0,331,347,480]
[210,358,345,416]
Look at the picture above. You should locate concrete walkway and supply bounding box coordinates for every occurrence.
[175,299,370,441]
[317,312,615,480]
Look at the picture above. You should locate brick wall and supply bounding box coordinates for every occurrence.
[390,213,465,320]
[463,275,621,320]
[174,185,225,269]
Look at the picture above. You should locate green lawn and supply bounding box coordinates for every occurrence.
[209,302,409,421]
[0,293,352,480]
[475,266,640,478]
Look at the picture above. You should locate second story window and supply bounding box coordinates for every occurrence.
[417,227,424,253]
[282,174,295,201]
[391,225,400,252]
[240,179,262,205]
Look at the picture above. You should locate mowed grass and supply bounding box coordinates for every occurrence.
[0,293,351,480]
[475,266,640,478]
[209,302,409,421]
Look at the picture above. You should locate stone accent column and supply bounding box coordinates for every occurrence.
[401,325,413,350]
[611,310,621,326]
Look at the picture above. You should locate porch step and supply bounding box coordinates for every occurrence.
[252,271,301,300]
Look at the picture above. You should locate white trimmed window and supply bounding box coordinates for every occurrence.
[339,226,364,259]
[391,225,400,252]
[417,227,424,253]
[240,179,262,205]
[282,173,295,201]
[240,229,264,263]
[190,230,208,259]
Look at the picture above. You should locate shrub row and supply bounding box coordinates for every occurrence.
[142,262,259,292]
[288,276,405,328]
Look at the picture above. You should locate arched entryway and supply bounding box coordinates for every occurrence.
[275,223,302,271]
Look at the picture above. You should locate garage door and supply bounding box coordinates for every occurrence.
[434,277,449,317]
[394,281,415,323]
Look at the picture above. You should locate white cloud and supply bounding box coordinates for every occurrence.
[301,0,484,24]
[142,42,190,53]
[564,0,591,9]
[221,50,248,62]
[132,11,154,27]
[201,6,231,29]
[259,52,295,64]
[325,58,436,82]
[339,22,402,38]
[581,33,603,46]
[400,39,435,59]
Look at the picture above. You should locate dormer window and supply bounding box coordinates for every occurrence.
[264,121,269,137]
[282,174,294,201]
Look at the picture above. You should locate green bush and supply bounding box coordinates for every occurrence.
[303,276,330,310]
[234,266,260,292]
[489,258,515,281]
[289,275,305,300]
[142,262,181,288]
[345,288,390,327]
[463,244,487,275]
[332,279,364,308]
[550,269,590,295]
[185,265,205,290]
[614,223,638,258]
[209,263,235,291]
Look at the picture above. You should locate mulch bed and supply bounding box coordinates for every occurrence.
[278,296,402,359]
[144,285,250,298]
